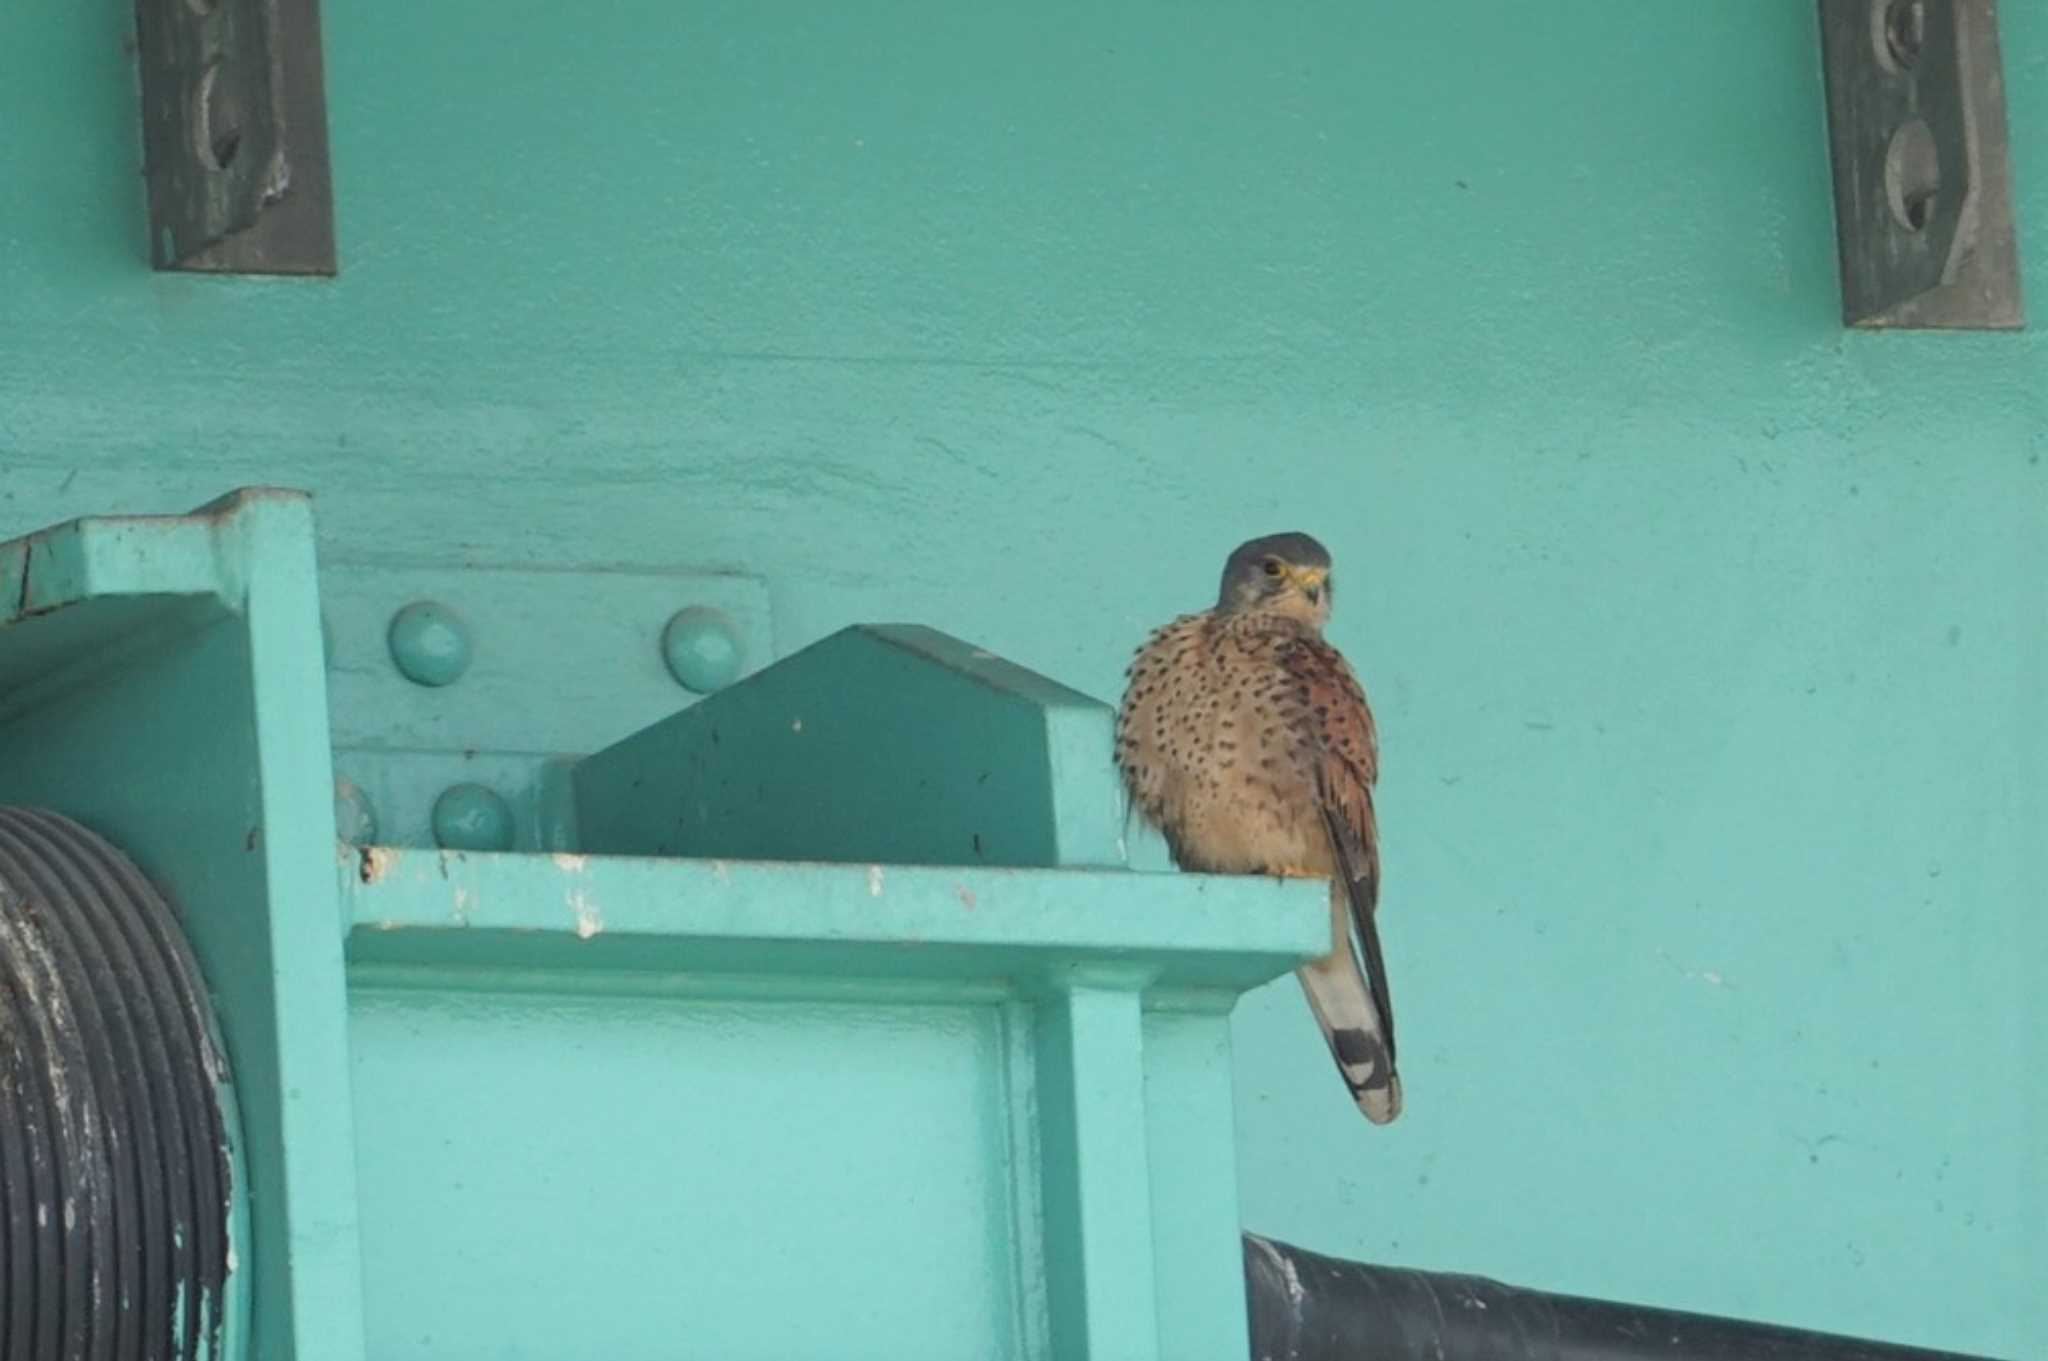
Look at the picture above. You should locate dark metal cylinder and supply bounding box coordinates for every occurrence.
[1244,1232,1998,1361]
[0,808,238,1361]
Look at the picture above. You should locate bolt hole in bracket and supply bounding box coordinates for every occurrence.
[1816,0,2022,328]
[134,0,336,272]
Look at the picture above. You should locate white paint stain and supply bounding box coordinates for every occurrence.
[711,860,731,883]
[570,888,603,939]
[551,852,588,872]
[791,717,804,734]
[867,865,885,897]
[452,888,474,925]
[1657,947,1734,989]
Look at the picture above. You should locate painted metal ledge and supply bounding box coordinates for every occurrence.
[1,493,249,618]
[341,846,1326,993]
[0,488,299,721]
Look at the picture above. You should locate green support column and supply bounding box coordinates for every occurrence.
[1034,974,1163,1361]
[0,491,369,1361]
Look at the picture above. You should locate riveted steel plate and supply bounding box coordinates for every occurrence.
[321,561,774,851]
[321,562,775,756]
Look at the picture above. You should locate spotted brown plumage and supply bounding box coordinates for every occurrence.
[1116,532,1401,1124]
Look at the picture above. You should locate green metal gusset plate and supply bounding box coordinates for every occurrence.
[574,623,1129,869]
[0,488,367,1361]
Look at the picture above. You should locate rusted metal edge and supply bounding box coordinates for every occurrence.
[1817,0,2022,329]
[134,0,337,275]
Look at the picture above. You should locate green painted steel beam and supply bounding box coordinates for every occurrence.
[1036,978,1163,1359]
[339,844,1320,1358]
[343,846,1325,994]
[338,842,1314,1359]
[1141,1008,1257,1359]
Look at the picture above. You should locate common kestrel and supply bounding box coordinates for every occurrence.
[1116,532,1400,1123]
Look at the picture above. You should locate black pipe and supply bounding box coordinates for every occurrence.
[1243,1232,2001,1361]
[0,808,235,1361]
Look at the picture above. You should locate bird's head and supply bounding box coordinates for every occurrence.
[1216,532,1334,629]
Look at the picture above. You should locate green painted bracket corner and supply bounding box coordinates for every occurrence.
[0,487,368,1361]
[573,623,1131,869]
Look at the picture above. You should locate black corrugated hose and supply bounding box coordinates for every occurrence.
[0,807,234,1361]
[1244,1233,2002,1361]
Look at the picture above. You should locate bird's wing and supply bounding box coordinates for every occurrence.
[1280,636,1399,1121]
[1114,613,1209,865]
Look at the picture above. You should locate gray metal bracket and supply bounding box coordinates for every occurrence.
[1817,0,2021,328]
[134,0,336,275]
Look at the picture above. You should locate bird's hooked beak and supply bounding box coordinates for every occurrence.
[1288,565,1328,605]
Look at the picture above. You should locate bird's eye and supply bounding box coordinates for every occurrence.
[1261,559,1283,577]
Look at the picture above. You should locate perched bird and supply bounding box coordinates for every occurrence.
[1116,532,1400,1123]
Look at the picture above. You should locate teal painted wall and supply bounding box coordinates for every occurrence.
[2,2,2042,1356]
